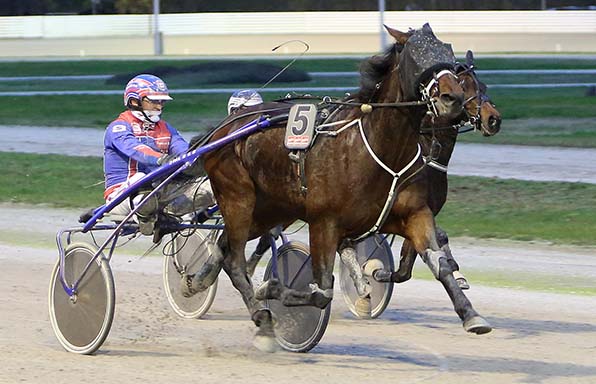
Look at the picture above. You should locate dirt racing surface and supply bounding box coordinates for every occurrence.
[1,204,595,384]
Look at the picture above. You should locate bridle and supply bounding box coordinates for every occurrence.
[419,68,460,118]
[457,63,494,134]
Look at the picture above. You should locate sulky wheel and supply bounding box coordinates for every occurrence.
[163,229,218,319]
[339,234,395,319]
[48,242,115,354]
[263,241,331,353]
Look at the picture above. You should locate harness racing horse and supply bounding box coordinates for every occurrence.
[387,50,503,286]
[244,51,503,291]
[185,24,492,350]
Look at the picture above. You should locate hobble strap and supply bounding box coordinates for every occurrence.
[309,283,334,299]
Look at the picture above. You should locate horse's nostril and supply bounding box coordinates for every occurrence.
[489,116,501,130]
[439,93,455,104]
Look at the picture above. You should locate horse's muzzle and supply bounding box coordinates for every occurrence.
[438,91,464,116]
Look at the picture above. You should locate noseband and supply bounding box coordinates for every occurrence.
[419,68,459,118]
[458,64,492,133]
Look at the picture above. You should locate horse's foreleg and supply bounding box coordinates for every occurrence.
[437,226,470,289]
[220,229,278,351]
[256,219,337,310]
[406,210,491,334]
[307,219,338,309]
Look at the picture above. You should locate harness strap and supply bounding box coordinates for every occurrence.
[424,157,448,173]
[352,119,422,242]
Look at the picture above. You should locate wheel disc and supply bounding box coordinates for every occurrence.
[49,242,115,354]
[264,241,331,352]
[163,230,218,319]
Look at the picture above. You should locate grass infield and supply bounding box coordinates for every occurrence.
[1,57,595,147]
[1,152,595,247]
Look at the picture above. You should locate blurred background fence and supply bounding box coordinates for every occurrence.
[0,10,595,57]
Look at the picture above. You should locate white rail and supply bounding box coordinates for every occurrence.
[0,11,594,39]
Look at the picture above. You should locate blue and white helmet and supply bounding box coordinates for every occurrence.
[227,89,263,114]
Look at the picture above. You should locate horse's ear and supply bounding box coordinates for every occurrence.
[384,24,410,45]
[466,50,475,66]
[421,22,438,38]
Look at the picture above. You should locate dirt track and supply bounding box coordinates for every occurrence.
[1,204,595,384]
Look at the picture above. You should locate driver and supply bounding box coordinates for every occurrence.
[103,74,213,237]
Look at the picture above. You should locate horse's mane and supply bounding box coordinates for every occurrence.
[357,44,403,102]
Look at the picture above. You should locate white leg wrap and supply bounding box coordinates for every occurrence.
[421,249,447,279]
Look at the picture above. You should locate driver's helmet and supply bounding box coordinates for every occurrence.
[124,74,173,108]
[227,89,263,114]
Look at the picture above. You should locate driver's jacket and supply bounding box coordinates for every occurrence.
[103,110,188,199]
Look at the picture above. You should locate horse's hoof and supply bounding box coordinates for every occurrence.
[463,316,492,334]
[253,335,280,353]
[355,296,372,319]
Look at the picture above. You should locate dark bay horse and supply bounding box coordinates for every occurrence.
[388,50,503,286]
[187,24,491,349]
[244,51,503,290]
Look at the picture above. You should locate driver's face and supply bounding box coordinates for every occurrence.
[141,97,166,111]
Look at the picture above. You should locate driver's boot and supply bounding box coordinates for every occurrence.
[135,194,159,236]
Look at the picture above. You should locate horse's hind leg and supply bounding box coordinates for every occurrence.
[338,242,373,318]
[246,234,271,277]
[391,239,417,283]
[391,230,469,289]
[437,226,470,289]
[181,237,224,295]
[404,210,491,334]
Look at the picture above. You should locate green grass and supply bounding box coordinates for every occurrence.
[1,58,595,146]
[1,57,596,77]
[0,94,232,131]
[0,152,105,208]
[412,267,596,296]
[1,152,596,247]
[437,176,596,246]
[459,117,596,148]
[2,85,596,145]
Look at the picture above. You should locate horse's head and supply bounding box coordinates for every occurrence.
[456,50,502,136]
[386,23,464,119]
